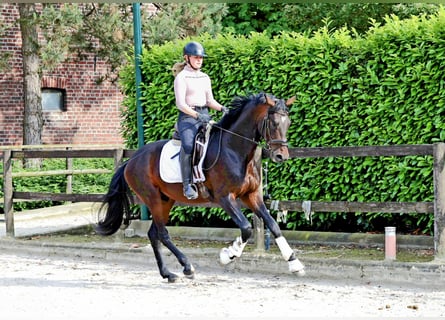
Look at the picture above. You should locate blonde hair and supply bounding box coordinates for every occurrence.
[171,62,186,77]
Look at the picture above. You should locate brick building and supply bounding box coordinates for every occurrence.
[0,4,149,146]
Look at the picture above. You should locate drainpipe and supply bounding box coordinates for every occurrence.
[133,3,149,220]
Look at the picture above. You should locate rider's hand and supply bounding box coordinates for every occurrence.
[221,106,229,115]
[196,113,211,124]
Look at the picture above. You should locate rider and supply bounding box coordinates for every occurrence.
[174,41,227,200]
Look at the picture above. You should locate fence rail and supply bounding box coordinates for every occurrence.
[2,143,445,259]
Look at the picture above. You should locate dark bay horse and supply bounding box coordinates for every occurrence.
[96,92,305,282]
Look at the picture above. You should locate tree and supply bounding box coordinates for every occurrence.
[142,3,228,45]
[222,3,440,36]
[222,3,291,36]
[19,4,43,152]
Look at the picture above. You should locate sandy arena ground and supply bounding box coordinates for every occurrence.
[0,248,444,320]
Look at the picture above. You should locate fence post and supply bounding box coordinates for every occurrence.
[253,146,265,251]
[433,142,445,259]
[3,150,14,237]
[113,148,124,170]
[66,147,73,202]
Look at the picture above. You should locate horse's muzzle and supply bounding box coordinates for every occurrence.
[270,146,289,163]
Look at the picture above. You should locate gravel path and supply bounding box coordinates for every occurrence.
[0,250,444,319]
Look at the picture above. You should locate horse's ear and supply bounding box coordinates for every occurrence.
[265,94,276,106]
[286,96,296,106]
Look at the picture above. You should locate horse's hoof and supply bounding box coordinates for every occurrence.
[184,272,195,280]
[295,269,306,277]
[167,273,179,283]
[219,248,235,265]
[289,258,305,276]
[184,264,195,279]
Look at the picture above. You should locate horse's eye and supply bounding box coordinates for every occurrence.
[271,119,279,129]
[270,116,281,128]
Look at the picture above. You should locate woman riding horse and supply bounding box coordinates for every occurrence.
[96,92,305,282]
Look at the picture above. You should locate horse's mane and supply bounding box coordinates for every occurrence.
[217,93,268,129]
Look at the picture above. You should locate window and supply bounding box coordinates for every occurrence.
[42,88,65,111]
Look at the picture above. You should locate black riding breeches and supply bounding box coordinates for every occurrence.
[177,110,208,154]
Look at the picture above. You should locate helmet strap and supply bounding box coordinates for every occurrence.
[185,56,200,71]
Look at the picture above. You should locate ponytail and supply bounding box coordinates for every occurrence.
[171,62,186,77]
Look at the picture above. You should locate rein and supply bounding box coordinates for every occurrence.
[203,123,254,171]
[204,109,288,170]
[211,123,260,146]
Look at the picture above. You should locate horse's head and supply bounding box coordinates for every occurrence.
[261,94,295,163]
[219,93,294,163]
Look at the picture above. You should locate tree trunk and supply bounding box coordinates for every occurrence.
[19,3,42,168]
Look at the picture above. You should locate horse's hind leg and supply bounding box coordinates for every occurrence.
[147,223,178,282]
[147,218,195,282]
[153,223,195,279]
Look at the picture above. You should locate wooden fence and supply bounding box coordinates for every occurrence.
[1,143,445,259]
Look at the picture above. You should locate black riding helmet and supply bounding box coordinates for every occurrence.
[183,41,207,57]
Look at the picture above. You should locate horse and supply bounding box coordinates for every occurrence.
[96,92,305,282]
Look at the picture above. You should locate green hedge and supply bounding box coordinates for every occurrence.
[119,9,445,234]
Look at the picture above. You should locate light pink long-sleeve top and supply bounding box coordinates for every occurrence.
[174,65,223,118]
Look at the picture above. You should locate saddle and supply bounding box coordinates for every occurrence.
[160,123,212,196]
[174,122,211,183]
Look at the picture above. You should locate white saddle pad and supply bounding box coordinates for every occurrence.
[159,128,210,184]
[159,140,182,183]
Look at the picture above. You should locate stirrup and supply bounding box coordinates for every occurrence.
[183,184,198,200]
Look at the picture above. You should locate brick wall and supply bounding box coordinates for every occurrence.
[0,4,150,146]
[0,4,24,145]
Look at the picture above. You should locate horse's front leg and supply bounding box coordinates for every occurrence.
[218,194,252,265]
[241,194,305,276]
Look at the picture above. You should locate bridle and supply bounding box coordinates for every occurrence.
[259,108,290,152]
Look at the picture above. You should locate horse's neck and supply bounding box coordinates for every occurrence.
[208,103,267,165]
[225,108,263,152]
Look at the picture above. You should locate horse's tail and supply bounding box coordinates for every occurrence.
[96,161,133,236]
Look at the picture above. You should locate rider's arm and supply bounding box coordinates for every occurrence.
[205,77,225,112]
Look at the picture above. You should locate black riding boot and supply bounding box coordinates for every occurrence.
[180,150,198,200]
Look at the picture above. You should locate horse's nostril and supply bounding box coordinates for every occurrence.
[272,151,290,163]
